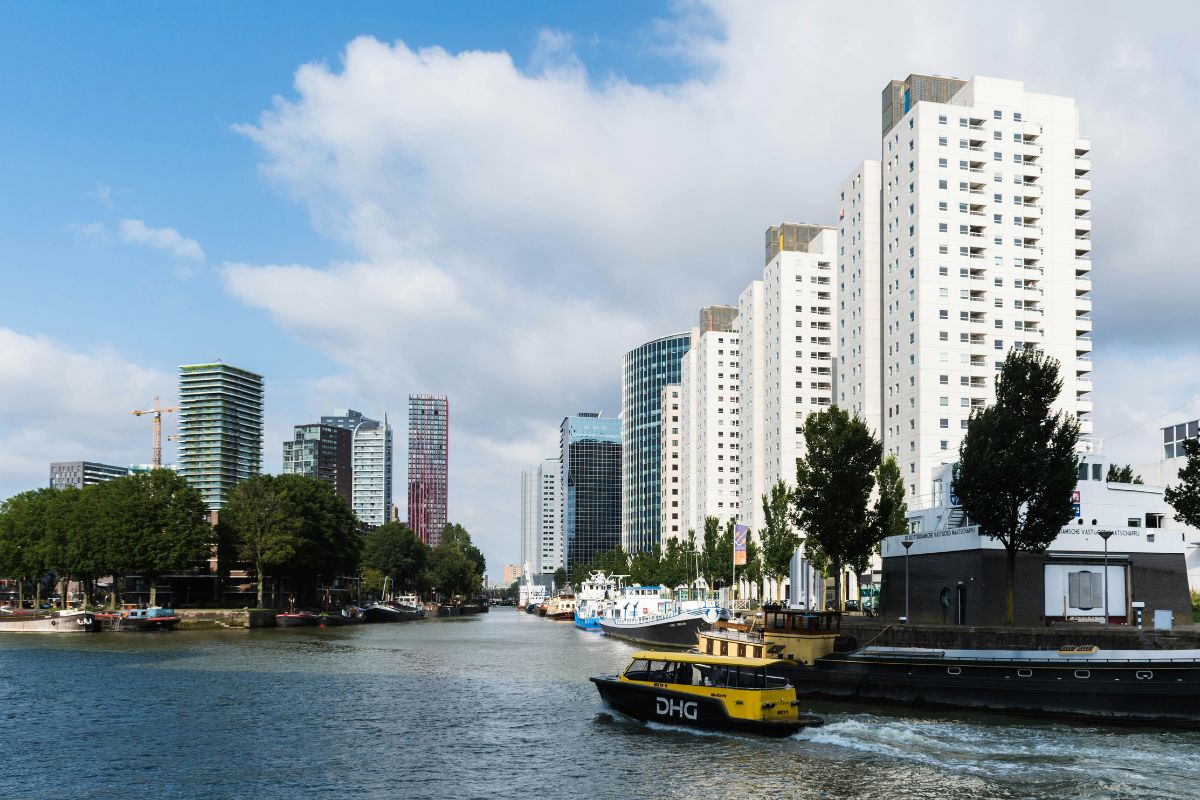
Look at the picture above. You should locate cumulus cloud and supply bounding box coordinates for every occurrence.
[227,2,1200,565]
[118,218,205,261]
[0,327,174,491]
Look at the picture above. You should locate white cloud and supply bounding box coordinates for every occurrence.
[118,218,205,261]
[69,221,109,244]
[0,327,174,494]
[228,2,1200,567]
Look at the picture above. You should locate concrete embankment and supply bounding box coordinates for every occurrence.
[175,609,279,629]
[840,616,1200,650]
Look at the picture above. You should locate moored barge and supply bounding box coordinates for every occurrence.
[696,609,1200,725]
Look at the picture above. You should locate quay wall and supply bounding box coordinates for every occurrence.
[175,609,278,629]
[840,616,1200,650]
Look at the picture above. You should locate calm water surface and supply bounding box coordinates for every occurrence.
[1,609,1197,799]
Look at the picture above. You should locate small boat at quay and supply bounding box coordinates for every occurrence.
[542,593,577,621]
[275,610,318,628]
[591,650,823,737]
[574,571,618,631]
[365,599,424,623]
[695,609,1200,726]
[0,607,97,633]
[95,606,180,632]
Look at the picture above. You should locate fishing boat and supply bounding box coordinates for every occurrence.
[94,606,180,632]
[695,608,1200,725]
[393,595,427,619]
[0,607,97,633]
[574,571,618,631]
[591,650,822,737]
[275,610,318,628]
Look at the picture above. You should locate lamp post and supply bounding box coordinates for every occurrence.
[902,539,914,624]
[1099,530,1113,626]
[797,536,806,609]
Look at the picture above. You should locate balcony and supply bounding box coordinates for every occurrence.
[1077,377,1094,392]
[970,356,987,367]
[1075,137,1091,155]
[1075,198,1092,215]
[968,312,987,324]
[1075,276,1092,294]
[1023,122,1044,138]
[1075,177,1092,195]
[1077,398,1094,414]
[1075,157,1092,174]
[1075,218,1092,233]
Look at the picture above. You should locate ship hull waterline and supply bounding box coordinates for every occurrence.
[599,614,709,649]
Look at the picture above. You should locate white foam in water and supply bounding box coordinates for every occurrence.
[793,712,1200,796]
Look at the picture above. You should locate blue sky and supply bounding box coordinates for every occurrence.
[2,2,1199,574]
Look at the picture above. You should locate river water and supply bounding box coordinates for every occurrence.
[1,608,1196,799]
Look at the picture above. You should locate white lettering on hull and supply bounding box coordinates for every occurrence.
[655,696,698,720]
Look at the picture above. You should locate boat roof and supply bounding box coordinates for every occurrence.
[631,650,793,668]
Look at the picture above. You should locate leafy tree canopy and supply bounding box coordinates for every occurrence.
[1166,438,1200,530]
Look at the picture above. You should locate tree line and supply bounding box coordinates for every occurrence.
[0,469,486,610]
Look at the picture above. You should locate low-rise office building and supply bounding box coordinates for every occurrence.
[881,454,1195,626]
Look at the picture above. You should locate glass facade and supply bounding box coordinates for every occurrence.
[282,423,353,507]
[177,363,264,511]
[621,333,691,554]
[408,394,448,547]
[49,461,129,490]
[561,413,622,577]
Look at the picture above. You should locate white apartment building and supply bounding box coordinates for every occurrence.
[678,325,742,536]
[535,458,563,574]
[351,416,392,528]
[738,224,837,532]
[836,161,883,429]
[520,467,539,570]
[841,74,1093,506]
[660,385,684,543]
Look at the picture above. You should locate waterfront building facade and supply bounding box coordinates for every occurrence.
[536,457,563,575]
[282,423,352,506]
[49,460,129,490]
[678,319,742,537]
[560,413,622,576]
[408,394,449,547]
[885,453,1194,626]
[621,332,691,553]
[836,161,884,430]
[520,467,539,570]
[352,416,393,528]
[177,362,264,511]
[840,75,1094,506]
[660,384,683,542]
[737,224,837,532]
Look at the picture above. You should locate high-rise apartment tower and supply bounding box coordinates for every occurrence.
[408,394,449,547]
[177,362,264,511]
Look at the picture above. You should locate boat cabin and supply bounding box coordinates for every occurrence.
[697,610,841,665]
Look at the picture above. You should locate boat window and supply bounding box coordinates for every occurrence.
[624,659,651,680]
[645,661,673,682]
[763,672,789,689]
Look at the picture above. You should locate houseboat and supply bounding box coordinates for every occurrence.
[95,606,180,632]
[591,650,823,737]
[0,607,97,633]
[599,584,724,648]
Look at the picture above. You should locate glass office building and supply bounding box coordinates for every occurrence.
[621,333,691,554]
[177,362,264,511]
[560,413,622,577]
[282,423,353,507]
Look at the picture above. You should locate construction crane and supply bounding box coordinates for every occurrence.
[131,396,179,469]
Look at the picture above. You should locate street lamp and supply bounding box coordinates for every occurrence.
[1098,530,1113,626]
[902,539,914,624]
[797,536,806,609]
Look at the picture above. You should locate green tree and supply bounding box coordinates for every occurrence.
[441,523,486,579]
[362,522,430,596]
[553,566,567,590]
[715,519,734,591]
[954,349,1079,626]
[861,455,908,578]
[791,407,882,612]
[1166,438,1200,530]
[658,538,692,589]
[700,516,721,587]
[224,474,300,608]
[743,536,763,602]
[0,489,54,607]
[1106,464,1144,485]
[760,481,799,602]
[105,470,210,607]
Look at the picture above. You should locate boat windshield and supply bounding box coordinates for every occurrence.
[624,659,789,690]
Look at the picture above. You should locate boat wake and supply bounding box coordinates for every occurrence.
[792,713,1200,797]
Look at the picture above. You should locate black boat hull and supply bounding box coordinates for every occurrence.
[275,614,317,628]
[590,676,807,738]
[599,614,709,649]
[776,654,1200,725]
[364,605,422,623]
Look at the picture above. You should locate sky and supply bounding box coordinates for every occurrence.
[2,1,1199,575]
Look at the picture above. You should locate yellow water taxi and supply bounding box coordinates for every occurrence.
[590,650,822,737]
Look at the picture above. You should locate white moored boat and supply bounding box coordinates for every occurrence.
[0,607,97,633]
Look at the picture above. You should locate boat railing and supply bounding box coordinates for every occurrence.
[701,628,763,644]
[856,648,1200,665]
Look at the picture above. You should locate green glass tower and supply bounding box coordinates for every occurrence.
[177,362,264,511]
